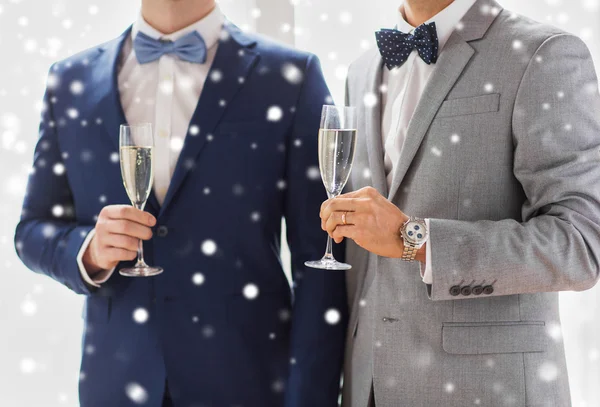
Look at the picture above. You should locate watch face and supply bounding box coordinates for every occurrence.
[403,220,427,245]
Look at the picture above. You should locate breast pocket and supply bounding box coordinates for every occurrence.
[436,93,500,118]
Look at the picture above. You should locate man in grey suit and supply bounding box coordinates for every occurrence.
[320,0,600,405]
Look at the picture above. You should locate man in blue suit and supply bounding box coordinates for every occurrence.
[15,0,347,406]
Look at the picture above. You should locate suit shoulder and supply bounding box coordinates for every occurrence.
[243,31,316,67]
[50,33,125,77]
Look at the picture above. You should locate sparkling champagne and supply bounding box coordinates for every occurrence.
[318,129,357,197]
[120,146,153,209]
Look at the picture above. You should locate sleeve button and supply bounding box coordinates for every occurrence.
[471,286,483,296]
[449,285,461,296]
[460,286,472,296]
[483,285,494,295]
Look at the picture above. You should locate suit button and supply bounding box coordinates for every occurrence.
[483,285,494,295]
[449,285,461,296]
[156,225,168,237]
[461,286,472,296]
[472,286,483,296]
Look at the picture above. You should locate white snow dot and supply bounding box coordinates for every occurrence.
[269,332,276,340]
[88,5,99,15]
[363,92,378,108]
[282,63,303,85]
[277,179,287,190]
[192,272,205,286]
[219,99,226,107]
[132,308,149,324]
[306,166,320,180]
[535,55,543,63]
[66,108,79,119]
[52,205,64,217]
[192,316,199,323]
[335,65,348,81]
[564,123,572,131]
[125,382,148,404]
[210,70,223,82]
[362,168,371,179]
[267,106,283,122]
[110,152,119,163]
[189,125,200,136]
[21,297,37,316]
[542,103,550,110]
[170,138,184,152]
[546,322,562,342]
[85,345,95,355]
[20,358,37,374]
[251,142,258,149]
[250,211,261,222]
[340,11,353,24]
[557,91,564,99]
[484,83,494,92]
[589,348,600,361]
[359,299,367,307]
[18,16,29,26]
[201,240,217,256]
[243,283,259,300]
[62,19,73,29]
[250,7,261,18]
[42,224,56,238]
[431,146,442,157]
[70,81,84,95]
[450,134,461,144]
[53,162,65,175]
[538,361,559,382]
[324,308,341,325]
[203,187,211,195]
[512,40,523,50]
[202,325,215,338]
[444,382,455,393]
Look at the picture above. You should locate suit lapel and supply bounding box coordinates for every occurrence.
[158,23,259,216]
[89,27,161,212]
[363,52,388,197]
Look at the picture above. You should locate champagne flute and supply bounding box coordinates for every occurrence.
[305,105,357,270]
[119,123,163,277]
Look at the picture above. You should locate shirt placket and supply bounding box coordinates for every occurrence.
[154,55,175,205]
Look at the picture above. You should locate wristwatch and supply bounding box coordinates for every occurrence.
[400,216,429,261]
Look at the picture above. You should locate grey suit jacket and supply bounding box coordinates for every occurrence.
[342,1,600,406]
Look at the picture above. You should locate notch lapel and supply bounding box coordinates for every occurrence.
[89,27,161,212]
[158,23,259,216]
[363,52,388,197]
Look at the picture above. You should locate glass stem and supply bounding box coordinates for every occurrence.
[134,203,147,267]
[323,235,335,261]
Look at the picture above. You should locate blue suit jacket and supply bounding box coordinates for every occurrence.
[16,22,348,407]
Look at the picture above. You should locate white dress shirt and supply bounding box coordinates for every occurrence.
[380,0,477,283]
[77,7,224,287]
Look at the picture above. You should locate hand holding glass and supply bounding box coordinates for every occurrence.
[119,124,163,277]
[305,105,357,270]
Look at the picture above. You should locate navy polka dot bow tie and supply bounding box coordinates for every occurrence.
[375,22,439,70]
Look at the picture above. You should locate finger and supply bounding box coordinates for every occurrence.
[336,189,364,199]
[104,233,140,252]
[105,205,156,226]
[105,219,153,240]
[333,225,357,242]
[325,211,355,236]
[321,198,361,222]
[106,247,138,262]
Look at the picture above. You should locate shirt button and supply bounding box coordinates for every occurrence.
[156,225,168,238]
[159,129,168,138]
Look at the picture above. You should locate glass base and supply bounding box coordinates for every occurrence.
[119,266,163,277]
[305,258,352,271]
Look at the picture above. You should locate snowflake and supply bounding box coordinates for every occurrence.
[110,152,119,163]
[42,224,56,238]
[62,19,73,29]
[293,139,302,147]
[455,21,465,31]
[546,322,562,342]
[192,272,205,286]
[359,299,367,307]
[85,345,95,355]
[269,332,276,340]
[232,184,244,196]
[250,211,261,222]
[267,106,283,122]
[203,187,211,195]
[557,91,564,99]
[218,99,226,107]
[362,168,371,179]
[89,5,99,15]
[335,65,348,80]
[290,357,296,365]
[66,108,79,119]
[132,308,149,324]
[512,40,523,50]
[170,138,184,152]
[189,125,200,136]
[243,283,259,300]
[192,316,199,323]
[474,398,481,405]
[281,63,303,85]
[99,195,107,203]
[450,134,461,144]
[21,297,37,316]
[339,11,352,24]
[70,81,84,95]
[444,382,455,393]
[238,77,245,84]
[210,70,223,82]
[18,16,29,26]
[52,205,64,217]
[564,123,572,131]
[484,83,494,92]
[271,379,285,393]
[24,39,37,53]
[542,103,550,110]
[53,162,65,175]
[320,13,329,21]
[250,7,261,18]
[202,325,215,338]
[538,361,559,382]
[201,240,217,256]
[324,308,340,325]
[281,23,291,33]
[20,358,37,374]
[125,382,148,404]
[279,309,291,321]
[431,146,442,157]
[81,150,93,162]
[363,92,378,108]
[159,80,174,95]
[306,166,320,180]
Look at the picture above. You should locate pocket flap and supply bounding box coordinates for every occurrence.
[437,93,500,118]
[442,321,547,355]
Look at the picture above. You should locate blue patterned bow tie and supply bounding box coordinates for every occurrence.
[133,31,208,64]
[375,22,439,70]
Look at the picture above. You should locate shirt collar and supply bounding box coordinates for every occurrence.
[132,4,224,49]
[397,0,477,50]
